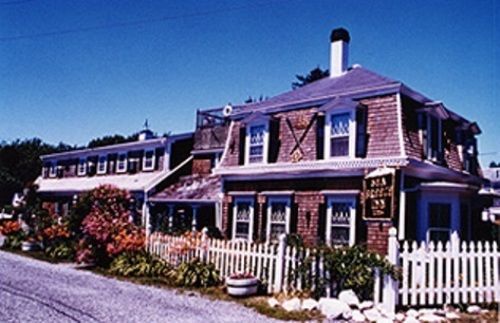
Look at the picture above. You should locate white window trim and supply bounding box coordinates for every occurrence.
[245,122,269,165]
[48,162,57,178]
[426,114,443,162]
[116,153,128,173]
[266,196,291,242]
[77,158,87,176]
[232,196,254,242]
[325,195,356,246]
[97,156,107,175]
[142,150,156,171]
[324,107,356,159]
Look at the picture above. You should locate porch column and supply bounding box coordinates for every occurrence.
[167,204,174,230]
[192,206,199,231]
[257,195,266,241]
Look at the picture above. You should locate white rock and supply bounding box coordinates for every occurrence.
[418,308,436,316]
[382,311,396,320]
[403,317,420,323]
[267,297,279,308]
[301,298,319,311]
[395,313,406,321]
[376,318,393,323]
[364,308,382,322]
[318,298,351,319]
[282,297,301,312]
[445,312,460,320]
[338,289,360,307]
[359,300,374,310]
[351,310,366,322]
[466,305,481,314]
[406,309,418,317]
[420,314,445,322]
[342,310,353,320]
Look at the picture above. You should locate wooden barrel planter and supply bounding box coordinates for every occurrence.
[226,275,259,297]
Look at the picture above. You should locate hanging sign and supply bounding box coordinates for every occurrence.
[362,167,399,220]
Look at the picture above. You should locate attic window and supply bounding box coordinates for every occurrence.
[77,158,87,176]
[48,162,56,178]
[143,150,155,171]
[246,124,268,164]
[324,109,356,158]
[117,153,127,173]
[97,156,107,174]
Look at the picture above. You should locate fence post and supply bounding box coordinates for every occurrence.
[274,234,287,293]
[383,227,399,314]
[200,227,209,262]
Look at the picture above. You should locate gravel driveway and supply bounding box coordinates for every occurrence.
[0,251,280,323]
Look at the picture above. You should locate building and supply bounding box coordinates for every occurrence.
[197,28,487,253]
[481,167,500,226]
[35,129,193,225]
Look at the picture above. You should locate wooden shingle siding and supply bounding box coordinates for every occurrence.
[361,94,401,157]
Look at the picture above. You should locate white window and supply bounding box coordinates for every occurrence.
[427,203,451,243]
[48,162,57,178]
[116,153,127,173]
[324,109,355,158]
[326,196,356,246]
[245,123,268,164]
[266,197,291,242]
[232,197,254,241]
[77,158,87,176]
[97,156,107,174]
[142,150,155,171]
[419,113,443,162]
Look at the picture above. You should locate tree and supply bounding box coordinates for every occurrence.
[489,161,498,168]
[292,66,329,89]
[87,133,139,148]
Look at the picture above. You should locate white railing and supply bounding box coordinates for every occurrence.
[398,234,500,307]
[148,230,381,298]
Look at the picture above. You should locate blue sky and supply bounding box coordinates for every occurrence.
[0,0,498,166]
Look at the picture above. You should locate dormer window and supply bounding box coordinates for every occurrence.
[418,113,443,162]
[143,150,155,171]
[48,162,57,178]
[97,156,107,174]
[324,109,356,158]
[77,158,87,176]
[245,124,268,164]
[117,153,127,173]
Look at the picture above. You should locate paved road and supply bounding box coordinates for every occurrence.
[0,251,280,323]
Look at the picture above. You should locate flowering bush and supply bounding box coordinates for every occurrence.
[41,223,75,260]
[76,185,145,265]
[0,220,25,249]
[229,272,255,280]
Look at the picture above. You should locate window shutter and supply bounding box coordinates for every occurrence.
[316,114,325,160]
[268,119,280,163]
[355,106,368,158]
[238,126,246,165]
[418,113,428,158]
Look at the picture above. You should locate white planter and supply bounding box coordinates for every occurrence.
[21,241,39,252]
[226,277,259,297]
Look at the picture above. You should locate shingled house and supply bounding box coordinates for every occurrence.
[35,129,193,225]
[206,28,486,253]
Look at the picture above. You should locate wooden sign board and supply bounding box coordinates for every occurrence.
[363,168,399,221]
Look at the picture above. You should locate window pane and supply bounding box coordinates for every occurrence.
[331,202,351,225]
[235,222,249,239]
[270,202,287,223]
[429,229,450,244]
[236,202,251,221]
[331,227,350,245]
[429,203,451,228]
[270,223,286,242]
[331,137,349,157]
[330,113,350,136]
[250,125,265,145]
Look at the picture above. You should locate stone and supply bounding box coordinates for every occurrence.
[376,318,393,323]
[445,312,460,320]
[318,298,351,319]
[351,310,366,322]
[359,301,374,310]
[395,313,406,321]
[406,309,418,317]
[363,308,382,322]
[420,314,445,322]
[282,297,301,312]
[466,305,481,314]
[403,317,420,323]
[301,298,319,311]
[342,310,353,320]
[338,289,360,307]
[267,297,279,308]
[418,308,436,316]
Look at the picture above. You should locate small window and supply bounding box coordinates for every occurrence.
[427,203,451,243]
[117,154,127,173]
[330,113,350,157]
[326,197,356,246]
[248,125,266,164]
[48,162,57,178]
[266,197,291,242]
[97,156,107,174]
[143,150,155,171]
[77,158,87,176]
[232,197,254,241]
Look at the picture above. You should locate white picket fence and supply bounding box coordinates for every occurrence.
[147,230,382,298]
[398,234,500,307]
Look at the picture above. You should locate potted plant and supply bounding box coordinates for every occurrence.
[21,236,40,251]
[226,272,259,297]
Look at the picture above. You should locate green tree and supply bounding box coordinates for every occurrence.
[87,134,139,148]
[292,66,329,89]
[489,161,498,168]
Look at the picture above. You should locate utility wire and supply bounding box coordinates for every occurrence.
[0,1,287,42]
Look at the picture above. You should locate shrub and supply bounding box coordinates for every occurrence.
[41,223,75,260]
[0,220,25,249]
[174,259,221,288]
[109,250,173,278]
[45,240,75,260]
[76,185,145,266]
